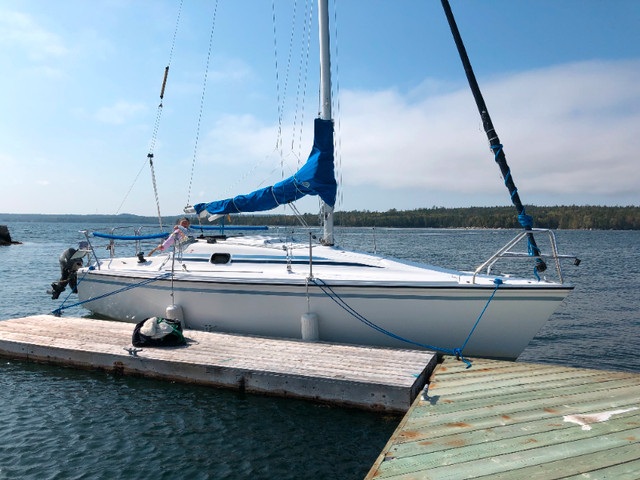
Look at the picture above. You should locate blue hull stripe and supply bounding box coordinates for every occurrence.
[181,257,380,268]
[83,274,570,302]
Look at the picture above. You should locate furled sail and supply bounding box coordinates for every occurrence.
[194,118,336,217]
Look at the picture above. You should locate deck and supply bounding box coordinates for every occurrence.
[0,315,437,412]
[366,356,640,479]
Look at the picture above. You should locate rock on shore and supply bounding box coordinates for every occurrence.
[0,225,20,245]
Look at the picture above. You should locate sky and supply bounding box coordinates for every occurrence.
[1,0,639,216]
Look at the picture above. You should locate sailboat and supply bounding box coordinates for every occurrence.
[61,0,577,361]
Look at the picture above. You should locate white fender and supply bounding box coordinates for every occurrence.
[301,312,319,341]
[166,304,185,329]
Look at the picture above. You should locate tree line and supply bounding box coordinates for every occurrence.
[2,205,640,229]
[231,205,640,230]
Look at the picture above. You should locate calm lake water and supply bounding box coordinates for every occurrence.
[1,221,639,479]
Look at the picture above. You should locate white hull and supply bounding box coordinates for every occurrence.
[76,236,572,360]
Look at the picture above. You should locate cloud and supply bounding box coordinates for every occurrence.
[337,59,640,200]
[181,59,640,209]
[0,10,68,61]
[95,101,147,125]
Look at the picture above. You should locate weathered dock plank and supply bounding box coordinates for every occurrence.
[0,315,437,412]
[366,356,640,479]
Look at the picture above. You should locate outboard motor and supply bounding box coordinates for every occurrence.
[49,248,84,299]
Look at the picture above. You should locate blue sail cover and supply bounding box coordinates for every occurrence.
[194,118,336,216]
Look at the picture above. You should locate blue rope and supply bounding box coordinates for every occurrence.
[459,279,502,352]
[518,214,533,229]
[52,271,172,316]
[195,225,269,231]
[310,278,502,368]
[92,232,170,240]
[91,226,270,240]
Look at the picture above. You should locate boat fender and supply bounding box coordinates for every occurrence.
[165,304,185,329]
[301,312,319,341]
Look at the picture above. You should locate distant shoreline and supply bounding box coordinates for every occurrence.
[1,205,639,230]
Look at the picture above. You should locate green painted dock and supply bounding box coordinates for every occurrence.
[366,356,640,479]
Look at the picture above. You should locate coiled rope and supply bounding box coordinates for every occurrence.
[309,277,503,368]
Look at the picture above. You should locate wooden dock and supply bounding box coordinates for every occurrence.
[0,315,437,412]
[366,356,640,479]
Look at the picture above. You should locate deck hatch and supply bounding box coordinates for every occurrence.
[210,253,231,264]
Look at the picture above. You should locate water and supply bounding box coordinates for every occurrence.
[1,222,639,479]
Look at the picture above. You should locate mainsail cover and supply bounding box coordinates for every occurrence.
[194,118,336,216]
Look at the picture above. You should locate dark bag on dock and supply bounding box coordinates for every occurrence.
[132,317,185,347]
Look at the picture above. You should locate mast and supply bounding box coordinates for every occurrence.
[441,0,546,273]
[318,0,334,246]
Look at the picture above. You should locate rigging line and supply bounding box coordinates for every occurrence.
[331,0,343,208]
[282,0,298,128]
[291,0,313,164]
[166,0,184,69]
[115,0,184,221]
[272,0,299,193]
[114,157,149,216]
[149,153,163,231]
[186,0,219,208]
[271,0,284,155]
[288,202,309,228]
